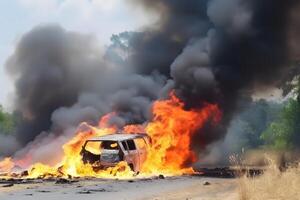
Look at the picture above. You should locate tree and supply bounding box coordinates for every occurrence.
[261,79,300,150]
[0,105,16,135]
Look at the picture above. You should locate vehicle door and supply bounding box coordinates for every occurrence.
[134,138,148,167]
[123,139,139,171]
[81,140,102,165]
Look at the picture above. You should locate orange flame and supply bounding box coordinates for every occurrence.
[0,158,15,173]
[0,92,221,179]
[141,92,221,175]
[123,124,145,134]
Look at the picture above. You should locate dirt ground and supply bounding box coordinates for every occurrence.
[0,176,238,200]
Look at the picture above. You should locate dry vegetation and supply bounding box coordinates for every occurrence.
[238,161,300,200]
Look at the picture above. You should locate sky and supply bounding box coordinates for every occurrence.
[0,0,155,110]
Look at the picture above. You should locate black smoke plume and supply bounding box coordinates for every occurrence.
[6,25,165,147]
[128,0,298,148]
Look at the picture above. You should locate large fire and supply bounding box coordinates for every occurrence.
[0,92,221,179]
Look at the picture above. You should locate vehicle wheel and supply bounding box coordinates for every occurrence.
[128,163,135,172]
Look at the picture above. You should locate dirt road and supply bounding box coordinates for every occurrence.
[0,176,238,200]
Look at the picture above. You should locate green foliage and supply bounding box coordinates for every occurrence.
[239,100,282,149]
[0,105,16,135]
[261,98,300,150]
[224,100,282,155]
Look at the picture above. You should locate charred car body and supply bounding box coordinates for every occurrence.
[80,133,151,172]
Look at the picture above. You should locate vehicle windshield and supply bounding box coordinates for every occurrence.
[101,141,119,150]
[84,140,120,155]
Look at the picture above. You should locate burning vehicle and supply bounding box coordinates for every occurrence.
[0,94,221,179]
[80,133,151,172]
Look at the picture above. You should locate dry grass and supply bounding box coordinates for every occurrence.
[238,162,300,200]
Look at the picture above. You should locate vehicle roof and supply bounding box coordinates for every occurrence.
[87,133,149,142]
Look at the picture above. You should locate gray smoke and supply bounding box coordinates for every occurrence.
[4,25,166,161]
[207,0,253,35]
[0,134,20,157]
[200,100,283,166]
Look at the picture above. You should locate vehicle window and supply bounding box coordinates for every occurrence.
[101,141,119,150]
[135,138,146,149]
[127,140,136,150]
[85,141,101,155]
[122,141,129,151]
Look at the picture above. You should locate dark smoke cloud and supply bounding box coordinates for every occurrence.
[129,0,298,149]
[6,25,165,148]
[121,0,212,75]
[169,0,293,103]
[6,25,111,145]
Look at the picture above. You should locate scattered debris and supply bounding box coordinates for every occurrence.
[140,178,152,182]
[77,188,108,194]
[158,175,165,179]
[195,167,263,178]
[89,189,107,192]
[37,190,51,193]
[203,181,211,186]
[2,183,14,187]
[77,190,92,194]
[54,178,79,184]
[21,171,29,177]
[195,168,235,178]
[55,178,71,184]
